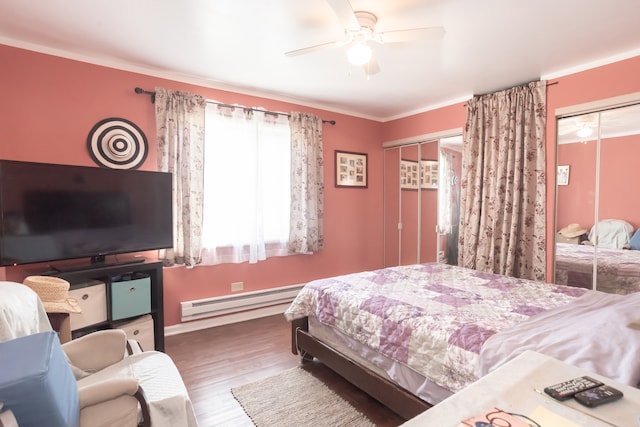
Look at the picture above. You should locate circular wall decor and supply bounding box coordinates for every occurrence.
[87,118,148,169]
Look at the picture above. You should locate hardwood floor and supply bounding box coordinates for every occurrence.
[165,314,406,427]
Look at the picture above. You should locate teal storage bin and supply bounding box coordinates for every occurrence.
[110,276,151,320]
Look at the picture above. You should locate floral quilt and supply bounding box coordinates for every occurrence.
[555,242,640,294]
[284,263,587,392]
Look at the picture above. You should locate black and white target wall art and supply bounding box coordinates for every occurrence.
[87,118,148,169]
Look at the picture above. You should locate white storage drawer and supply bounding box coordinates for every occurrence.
[116,314,155,351]
[69,280,107,331]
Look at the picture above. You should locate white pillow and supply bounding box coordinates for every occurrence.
[588,219,634,249]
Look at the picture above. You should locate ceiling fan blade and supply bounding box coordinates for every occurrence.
[363,54,380,77]
[325,0,360,31]
[377,27,445,44]
[285,40,344,57]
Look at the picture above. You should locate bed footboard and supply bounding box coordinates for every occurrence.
[291,316,431,420]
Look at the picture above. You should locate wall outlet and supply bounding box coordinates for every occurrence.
[231,281,244,292]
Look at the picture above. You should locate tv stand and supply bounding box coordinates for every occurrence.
[50,260,164,352]
[52,256,147,273]
[91,255,107,264]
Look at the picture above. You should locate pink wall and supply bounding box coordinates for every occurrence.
[599,134,640,227]
[556,141,598,230]
[382,104,466,142]
[1,43,639,322]
[557,134,640,231]
[0,45,383,324]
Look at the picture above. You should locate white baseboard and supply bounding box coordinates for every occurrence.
[164,302,291,336]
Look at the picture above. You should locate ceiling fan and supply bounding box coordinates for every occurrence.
[558,115,599,139]
[285,0,445,76]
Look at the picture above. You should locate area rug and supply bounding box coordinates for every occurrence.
[231,367,376,427]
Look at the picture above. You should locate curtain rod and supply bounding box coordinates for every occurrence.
[463,81,559,106]
[134,87,336,125]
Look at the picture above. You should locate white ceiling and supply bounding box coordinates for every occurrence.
[1,0,640,121]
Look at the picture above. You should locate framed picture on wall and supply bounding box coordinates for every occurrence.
[400,159,419,190]
[335,150,368,188]
[420,160,438,189]
[557,165,570,186]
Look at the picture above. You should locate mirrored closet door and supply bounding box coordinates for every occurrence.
[383,143,423,267]
[437,136,463,266]
[554,102,640,294]
[383,135,462,267]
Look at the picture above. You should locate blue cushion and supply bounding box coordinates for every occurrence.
[630,228,640,250]
[0,331,79,427]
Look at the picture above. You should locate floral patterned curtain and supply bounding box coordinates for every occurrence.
[288,112,324,253]
[458,81,547,280]
[155,87,206,267]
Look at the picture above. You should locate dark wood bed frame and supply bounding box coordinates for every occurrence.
[291,316,432,420]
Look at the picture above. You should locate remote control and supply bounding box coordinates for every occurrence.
[543,376,604,401]
[574,385,624,407]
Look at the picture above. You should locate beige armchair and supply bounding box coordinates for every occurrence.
[62,329,150,427]
[0,281,197,427]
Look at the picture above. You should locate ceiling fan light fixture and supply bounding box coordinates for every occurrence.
[577,125,593,138]
[347,43,372,66]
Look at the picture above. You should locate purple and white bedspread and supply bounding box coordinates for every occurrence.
[284,263,587,393]
[555,242,640,294]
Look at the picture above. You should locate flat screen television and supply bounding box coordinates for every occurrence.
[0,160,173,268]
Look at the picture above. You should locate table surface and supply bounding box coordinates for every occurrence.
[402,350,640,427]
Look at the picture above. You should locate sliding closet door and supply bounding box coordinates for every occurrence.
[384,135,463,267]
[384,147,401,267]
[555,102,640,293]
[555,114,598,289]
[437,136,463,265]
[400,144,420,265]
[419,141,438,263]
[383,143,425,266]
[595,104,640,294]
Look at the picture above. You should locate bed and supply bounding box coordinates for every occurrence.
[284,262,640,419]
[555,242,640,294]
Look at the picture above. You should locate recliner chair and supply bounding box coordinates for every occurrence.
[0,281,197,427]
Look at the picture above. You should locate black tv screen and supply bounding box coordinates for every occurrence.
[0,160,173,267]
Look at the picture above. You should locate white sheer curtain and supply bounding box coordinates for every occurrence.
[438,149,454,235]
[201,105,291,264]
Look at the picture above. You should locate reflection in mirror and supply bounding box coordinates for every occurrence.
[420,141,438,263]
[554,113,598,290]
[437,136,463,265]
[383,147,401,267]
[555,103,640,294]
[400,144,420,265]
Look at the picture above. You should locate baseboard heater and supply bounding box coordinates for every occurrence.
[180,283,304,322]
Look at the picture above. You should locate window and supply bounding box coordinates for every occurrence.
[201,104,291,264]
